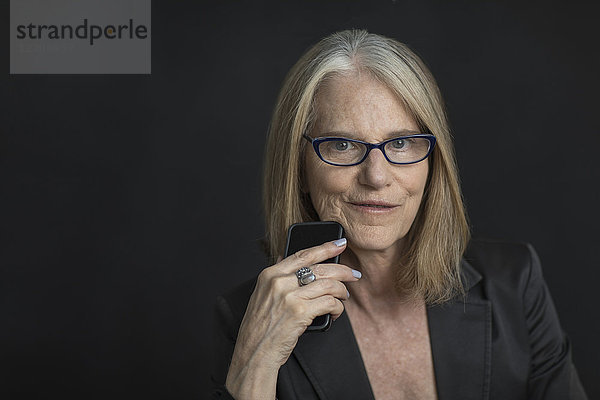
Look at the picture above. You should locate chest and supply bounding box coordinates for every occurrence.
[346,307,438,400]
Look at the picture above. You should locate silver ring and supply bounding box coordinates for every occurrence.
[296,266,316,286]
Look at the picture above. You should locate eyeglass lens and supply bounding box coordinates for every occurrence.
[318,137,431,165]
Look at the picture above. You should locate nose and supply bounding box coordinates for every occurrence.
[357,148,393,189]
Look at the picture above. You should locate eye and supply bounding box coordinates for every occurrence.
[390,139,407,149]
[334,141,352,151]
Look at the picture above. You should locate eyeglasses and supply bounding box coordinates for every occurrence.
[303,133,436,166]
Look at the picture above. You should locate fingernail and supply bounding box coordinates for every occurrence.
[346,289,350,299]
[333,238,347,247]
[352,269,362,279]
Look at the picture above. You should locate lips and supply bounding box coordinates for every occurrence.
[349,200,398,209]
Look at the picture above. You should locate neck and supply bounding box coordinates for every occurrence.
[341,241,416,313]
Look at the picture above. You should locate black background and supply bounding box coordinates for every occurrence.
[2,1,599,398]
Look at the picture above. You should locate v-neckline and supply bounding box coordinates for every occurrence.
[343,300,438,400]
[291,258,491,400]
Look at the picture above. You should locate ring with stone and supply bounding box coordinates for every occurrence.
[296,266,316,286]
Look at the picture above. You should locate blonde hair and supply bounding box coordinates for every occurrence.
[263,29,470,304]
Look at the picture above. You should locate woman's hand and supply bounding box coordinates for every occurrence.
[225,238,360,400]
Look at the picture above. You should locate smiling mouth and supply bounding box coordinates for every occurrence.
[349,201,398,210]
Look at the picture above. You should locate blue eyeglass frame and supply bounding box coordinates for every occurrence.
[302,133,437,166]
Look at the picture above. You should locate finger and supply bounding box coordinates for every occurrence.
[310,263,361,282]
[278,238,347,273]
[305,296,345,322]
[295,279,349,301]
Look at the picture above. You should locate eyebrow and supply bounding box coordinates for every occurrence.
[314,129,422,139]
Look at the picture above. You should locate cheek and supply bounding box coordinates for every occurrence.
[400,162,429,214]
[304,154,351,220]
[407,161,429,197]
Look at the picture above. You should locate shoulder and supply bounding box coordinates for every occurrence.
[221,277,257,315]
[464,237,537,273]
[460,238,556,341]
[462,237,541,295]
[211,276,259,389]
[463,241,587,398]
[465,237,534,258]
[214,276,258,339]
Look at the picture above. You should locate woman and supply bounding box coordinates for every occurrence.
[211,30,587,399]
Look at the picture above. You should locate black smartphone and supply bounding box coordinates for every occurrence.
[284,221,344,332]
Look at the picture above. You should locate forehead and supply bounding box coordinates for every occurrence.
[311,72,419,137]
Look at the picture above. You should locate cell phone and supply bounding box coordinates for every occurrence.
[284,221,345,332]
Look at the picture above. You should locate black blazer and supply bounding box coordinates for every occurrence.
[211,239,588,399]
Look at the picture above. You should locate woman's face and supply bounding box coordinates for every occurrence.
[304,72,429,253]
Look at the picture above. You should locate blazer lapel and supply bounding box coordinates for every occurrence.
[292,311,375,400]
[427,259,492,400]
[292,259,491,400]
